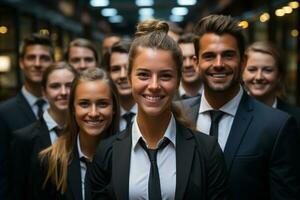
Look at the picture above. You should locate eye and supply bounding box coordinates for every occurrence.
[223,51,235,59]
[40,55,52,62]
[96,100,110,108]
[48,83,61,89]
[202,53,215,61]
[160,73,173,81]
[70,58,80,64]
[246,67,257,73]
[25,55,36,61]
[66,82,73,88]
[85,57,95,63]
[137,72,149,80]
[110,65,121,72]
[263,67,274,73]
[78,101,90,108]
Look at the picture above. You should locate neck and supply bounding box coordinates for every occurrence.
[24,82,43,97]
[204,85,240,109]
[48,108,66,127]
[181,80,202,97]
[78,133,101,160]
[120,95,135,112]
[137,110,171,149]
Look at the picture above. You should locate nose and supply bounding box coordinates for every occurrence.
[34,57,41,67]
[60,85,67,95]
[79,59,87,70]
[254,70,263,80]
[184,57,192,67]
[120,66,127,78]
[89,104,99,117]
[213,55,223,67]
[149,75,160,90]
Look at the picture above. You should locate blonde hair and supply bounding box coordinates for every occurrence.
[39,68,120,193]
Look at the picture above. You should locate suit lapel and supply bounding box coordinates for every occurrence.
[175,123,195,200]
[112,129,132,200]
[68,146,82,200]
[224,93,253,171]
[37,118,52,149]
[16,92,36,121]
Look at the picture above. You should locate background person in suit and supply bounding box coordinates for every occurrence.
[176,33,203,100]
[0,33,54,199]
[65,38,99,73]
[29,68,120,200]
[179,15,300,199]
[10,62,77,200]
[103,40,137,131]
[89,19,228,200]
[242,41,300,130]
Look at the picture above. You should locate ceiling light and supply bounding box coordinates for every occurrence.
[289,1,299,9]
[283,6,293,14]
[172,7,188,15]
[0,26,8,34]
[291,29,298,37]
[177,0,196,6]
[259,12,270,22]
[238,21,249,29]
[109,15,123,23]
[135,0,153,7]
[170,15,183,22]
[275,9,285,16]
[101,8,117,17]
[90,0,109,7]
[0,56,11,72]
[139,8,154,16]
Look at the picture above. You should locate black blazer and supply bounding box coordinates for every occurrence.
[88,121,229,200]
[277,98,300,132]
[10,117,51,200]
[29,143,84,200]
[179,92,300,199]
[0,92,37,199]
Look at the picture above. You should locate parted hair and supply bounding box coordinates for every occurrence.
[41,61,77,89]
[178,32,194,44]
[39,67,120,194]
[193,15,245,59]
[245,41,286,96]
[128,19,195,130]
[19,33,54,60]
[64,38,99,63]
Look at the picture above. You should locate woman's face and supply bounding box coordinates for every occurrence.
[44,69,74,112]
[243,51,280,99]
[129,47,178,118]
[74,80,113,138]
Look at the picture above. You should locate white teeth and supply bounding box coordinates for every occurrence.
[86,121,101,125]
[145,95,161,101]
[212,74,226,78]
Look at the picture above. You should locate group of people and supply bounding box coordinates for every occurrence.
[0,14,299,200]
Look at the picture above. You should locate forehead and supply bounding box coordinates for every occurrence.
[75,80,111,99]
[69,46,94,57]
[133,48,176,70]
[110,52,128,62]
[47,69,75,82]
[24,44,51,55]
[247,51,276,66]
[199,33,239,54]
[179,43,195,54]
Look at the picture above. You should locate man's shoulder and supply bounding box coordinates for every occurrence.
[0,93,25,113]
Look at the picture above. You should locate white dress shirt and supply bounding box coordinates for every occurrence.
[196,86,243,151]
[43,110,59,144]
[129,114,177,200]
[77,135,89,200]
[119,104,137,132]
[22,86,48,119]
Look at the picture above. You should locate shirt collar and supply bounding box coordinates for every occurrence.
[21,86,40,107]
[200,85,244,117]
[43,109,58,131]
[131,114,176,151]
[77,134,88,159]
[272,98,278,108]
[120,104,137,116]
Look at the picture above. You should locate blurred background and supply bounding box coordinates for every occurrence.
[0,0,299,105]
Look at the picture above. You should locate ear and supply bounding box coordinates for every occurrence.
[19,58,25,70]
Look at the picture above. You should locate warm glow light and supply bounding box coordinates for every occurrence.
[289,1,299,9]
[0,56,11,72]
[238,21,249,29]
[275,9,285,16]
[0,26,8,34]
[260,12,270,22]
[283,6,293,14]
[39,29,49,35]
[291,29,299,37]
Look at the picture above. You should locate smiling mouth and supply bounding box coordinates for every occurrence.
[85,119,104,126]
[143,95,163,102]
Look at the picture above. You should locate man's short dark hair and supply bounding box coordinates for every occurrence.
[193,15,245,59]
[19,33,54,59]
[178,33,194,44]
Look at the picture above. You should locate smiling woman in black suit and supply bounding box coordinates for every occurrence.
[88,19,229,200]
[29,68,120,200]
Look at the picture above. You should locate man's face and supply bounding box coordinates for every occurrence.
[179,43,200,84]
[68,46,97,72]
[196,33,242,95]
[109,52,132,97]
[20,44,53,84]
[102,36,120,56]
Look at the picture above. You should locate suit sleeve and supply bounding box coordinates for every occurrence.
[88,141,113,200]
[269,116,300,199]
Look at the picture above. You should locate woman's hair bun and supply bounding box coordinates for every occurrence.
[135,19,169,37]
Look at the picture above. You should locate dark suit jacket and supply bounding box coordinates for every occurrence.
[10,117,51,200]
[178,92,300,199]
[88,121,229,200]
[29,143,84,200]
[277,98,300,132]
[0,92,37,199]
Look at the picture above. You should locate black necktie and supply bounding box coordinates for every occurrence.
[139,138,170,200]
[209,110,224,138]
[123,112,135,129]
[80,156,92,200]
[35,99,46,119]
[53,126,63,137]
